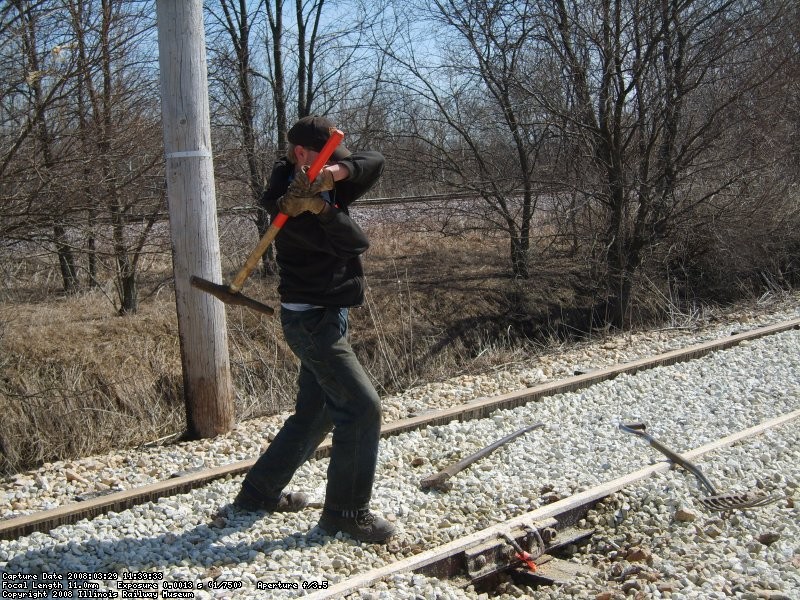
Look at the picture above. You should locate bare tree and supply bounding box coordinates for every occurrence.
[206,0,279,273]
[0,1,73,181]
[1,0,81,291]
[264,0,287,154]
[65,0,162,313]
[378,0,555,278]
[536,0,791,326]
[1,0,164,311]
[207,0,374,166]
[206,0,269,205]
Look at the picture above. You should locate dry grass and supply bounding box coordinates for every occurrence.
[0,294,184,472]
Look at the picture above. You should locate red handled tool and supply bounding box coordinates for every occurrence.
[501,532,538,572]
[191,129,344,315]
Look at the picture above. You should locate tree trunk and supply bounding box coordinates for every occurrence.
[86,207,98,287]
[156,0,235,439]
[263,0,288,276]
[21,2,78,293]
[72,0,98,288]
[54,225,79,293]
[118,270,137,314]
[109,194,137,314]
[510,235,530,279]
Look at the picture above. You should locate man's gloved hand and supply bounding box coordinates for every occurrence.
[278,190,327,217]
[289,166,335,196]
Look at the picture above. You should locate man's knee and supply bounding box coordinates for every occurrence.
[360,391,382,425]
[335,386,381,430]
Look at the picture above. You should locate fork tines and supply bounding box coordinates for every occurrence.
[699,492,782,511]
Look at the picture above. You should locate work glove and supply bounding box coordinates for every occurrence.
[277,189,327,217]
[289,166,335,196]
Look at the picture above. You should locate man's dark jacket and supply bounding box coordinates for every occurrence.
[260,151,384,307]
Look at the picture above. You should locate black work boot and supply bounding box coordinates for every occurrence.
[233,483,309,512]
[318,509,396,543]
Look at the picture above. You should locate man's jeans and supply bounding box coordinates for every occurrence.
[243,307,382,511]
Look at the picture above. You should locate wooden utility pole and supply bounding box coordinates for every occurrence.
[156,0,234,438]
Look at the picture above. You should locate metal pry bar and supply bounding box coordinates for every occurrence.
[420,422,544,491]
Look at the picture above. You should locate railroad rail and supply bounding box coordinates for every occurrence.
[306,408,800,599]
[2,317,797,543]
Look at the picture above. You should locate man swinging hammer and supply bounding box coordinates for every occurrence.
[233,116,395,544]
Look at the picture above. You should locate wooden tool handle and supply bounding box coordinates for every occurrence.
[228,129,344,293]
[228,219,284,292]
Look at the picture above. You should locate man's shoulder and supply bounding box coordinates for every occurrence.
[270,156,293,178]
[267,157,293,190]
[261,157,293,209]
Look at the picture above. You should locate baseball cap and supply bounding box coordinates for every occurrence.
[287,116,351,160]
